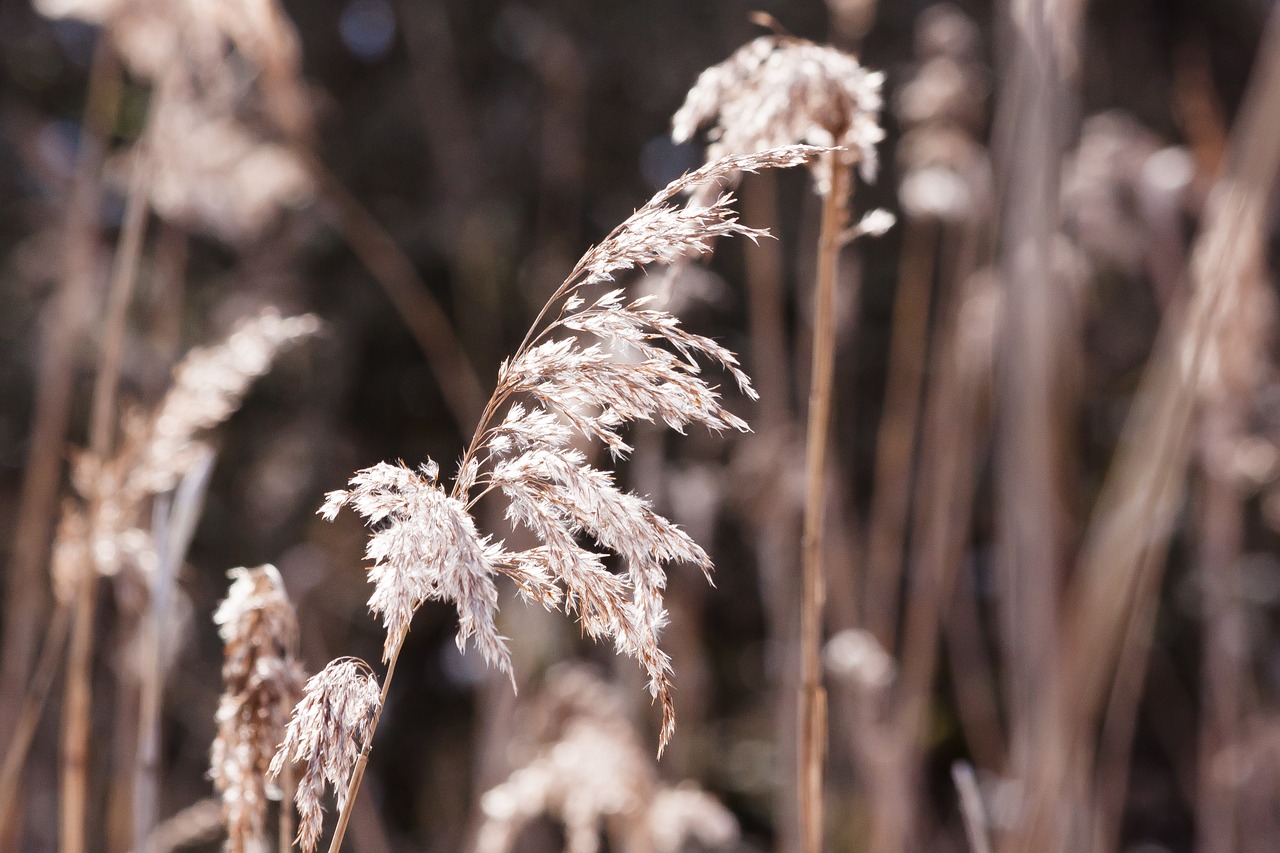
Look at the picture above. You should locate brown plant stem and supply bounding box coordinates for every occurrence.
[0,602,72,834]
[62,127,154,853]
[1194,453,1246,853]
[799,156,850,853]
[304,154,486,431]
[327,652,399,853]
[863,216,938,648]
[134,451,215,853]
[990,0,1073,846]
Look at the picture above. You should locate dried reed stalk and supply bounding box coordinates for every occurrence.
[862,216,936,649]
[302,156,486,430]
[273,147,819,853]
[136,449,216,850]
[0,42,119,760]
[671,36,887,853]
[61,123,155,853]
[799,163,848,853]
[990,4,1074,845]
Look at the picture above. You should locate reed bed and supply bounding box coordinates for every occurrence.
[1,2,1279,853]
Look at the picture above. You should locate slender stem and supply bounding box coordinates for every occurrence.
[62,125,153,853]
[304,154,486,432]
[327,651,399,853]
[862,217,936,647]
[0,603,72,832]
[280,738,295,853]
[799,160,849,853]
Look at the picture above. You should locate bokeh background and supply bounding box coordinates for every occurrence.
[1,0,1278,851]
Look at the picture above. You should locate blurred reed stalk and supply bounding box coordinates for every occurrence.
[669,39,887,851]
[862,215,936,649]
[1022,6,1280,851]
[303,155,486,430]
[134,450,215,850]
[990,0,1075,843]
[62,116,155,853]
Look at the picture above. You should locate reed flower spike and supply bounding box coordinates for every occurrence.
[210,564,306,853]
[672,35,886,195]
[275,146,818,852]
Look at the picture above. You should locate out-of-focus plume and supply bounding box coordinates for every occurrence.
[825,0,878,45]
[210,565,305,853]
[54,309,319,592]
[1060,112,1178,276]
[475,666,738,853]
[914,3,982,61]
[896,126,992,223]
[35,0,314,242]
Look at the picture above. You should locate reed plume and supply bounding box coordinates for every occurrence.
[273,146,817,853]
[210,565,305,853]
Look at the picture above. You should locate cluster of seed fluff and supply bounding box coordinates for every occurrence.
[310,145,814,751]
[51,310,318,600]
[35,0,312,242]
[269,660,381,852]
[476,667,738,853]
[210,565,306,853]
[672,36,885,195]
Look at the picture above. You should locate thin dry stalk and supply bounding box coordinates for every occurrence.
[671,38,887,853]
[988,0,1076,847]
[862,217,938,647]
[952,762,993,853]
[62,128,155,853]
[799,160,850,853]
[136,450,215,851]
[1194,458,1247,853]
[304,154,486,429]
[0,602,73,833]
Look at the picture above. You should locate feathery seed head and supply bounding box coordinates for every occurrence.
[672,37,885,195]
[131,309,320,498]
[270,659,381,853]
[316,149,817,760]
[210,565,305,853]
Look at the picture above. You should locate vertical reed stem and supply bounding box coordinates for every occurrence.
[799,157,849,853]
[863,217,937,646]
[61,129,153,853]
